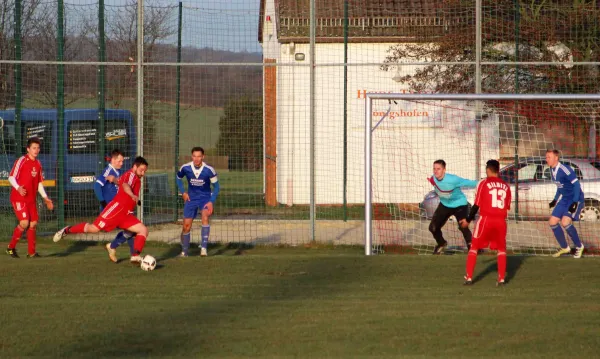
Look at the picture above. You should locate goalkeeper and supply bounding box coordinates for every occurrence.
[427,159,479,254]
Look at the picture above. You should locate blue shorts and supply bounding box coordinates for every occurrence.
[183,198,211,219]
[552,200,584,221]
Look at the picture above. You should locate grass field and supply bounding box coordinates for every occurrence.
[2,240,600,358]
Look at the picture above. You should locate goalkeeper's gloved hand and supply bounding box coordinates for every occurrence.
[549,199,557,208]
[568,202,579,214]
[100,200,107,208]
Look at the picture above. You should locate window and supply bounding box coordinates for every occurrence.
[500,163,540,184]
[1,123,16,155]
[68,120,130,155]
[23,122,53,154]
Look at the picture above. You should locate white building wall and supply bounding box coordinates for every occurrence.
[275,42,499,205]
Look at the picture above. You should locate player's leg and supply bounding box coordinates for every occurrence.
[180,200,198,257]
[464,217,488,284]
[25,204,40,257]
[199,200,213,257]
[429,203,453,254]
[549,203,571,257]
[109,230,135,254]
[493,220,508,286]
[562,206,584,258]
[453,205,472,249]
[7,201,29,258]
[123,219,149,264]
[53,222,101,242]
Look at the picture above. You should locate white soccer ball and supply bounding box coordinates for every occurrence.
[140,255,157,271]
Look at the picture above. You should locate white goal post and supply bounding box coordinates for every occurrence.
[365,93,600,256]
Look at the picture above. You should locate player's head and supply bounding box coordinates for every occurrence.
[545,149,560,168]
[26,137,41,158]
[485,159,500,177]
[433,159,446,180]
[191,146,205,167]
[132,156,149,178]
[110,149,124,169]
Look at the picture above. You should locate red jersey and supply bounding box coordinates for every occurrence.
[111,169,142,211]
[9,155,44,203]
[473,177,512,218]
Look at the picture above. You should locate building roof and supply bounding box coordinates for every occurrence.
[259,0,469,43]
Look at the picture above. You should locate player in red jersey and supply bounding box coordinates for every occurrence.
[5,137,54,258]
[459,159,512,287]
[52,156,150,264]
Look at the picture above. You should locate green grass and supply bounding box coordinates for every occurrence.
[2,240,600,358]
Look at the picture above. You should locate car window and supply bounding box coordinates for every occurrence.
[500,163,540,184]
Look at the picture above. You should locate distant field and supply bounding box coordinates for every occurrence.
[2,241,600,358]
[24,97,224,150]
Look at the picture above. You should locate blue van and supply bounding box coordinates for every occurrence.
[0,109,136,215]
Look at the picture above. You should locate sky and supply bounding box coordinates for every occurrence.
[68,0,263,53]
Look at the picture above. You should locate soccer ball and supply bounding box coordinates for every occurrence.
[140,255,157,271]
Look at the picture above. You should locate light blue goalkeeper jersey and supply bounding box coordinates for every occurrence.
[428,173,479,208]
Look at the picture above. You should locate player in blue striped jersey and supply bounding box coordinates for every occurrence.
[546,149,585,258]
[176,147,220,257]
[93,149,134,256]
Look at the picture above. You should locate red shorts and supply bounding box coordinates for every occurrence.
[472,216,507,251]
[12,201,39,222]
[93,201,141,232]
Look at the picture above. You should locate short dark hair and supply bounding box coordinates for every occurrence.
[110,149,123,158]
[26,137,41,148]
[486,159,500,173]
[546,149,561,157]
[433,159,446,168]
[133,156,148,167]
[191,146,204,155]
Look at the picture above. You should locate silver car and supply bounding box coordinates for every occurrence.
[420,158,600,222]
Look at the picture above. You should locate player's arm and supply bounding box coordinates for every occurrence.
[464,180,484,224]
[37,169,53,210]
[454,175,479,188]
[565,168,582,213]
[176,167,189,201]
[121,182,139,205]
[95,170,110,206]
[8,157,26,196]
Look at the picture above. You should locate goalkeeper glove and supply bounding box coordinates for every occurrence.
[568,202,579,213]
[137,200,142,206]
[100,200,107,208]
[549,199,557,208]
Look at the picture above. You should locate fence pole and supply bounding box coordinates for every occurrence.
[137,0,144,222]
[98,0,106,174]
[57,0,65,228]
[309,0,316,241]
[343,0,348,222]
[14,0,22,153]
[174,2,183,221]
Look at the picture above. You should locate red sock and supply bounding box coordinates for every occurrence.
[67,223,87,234]
[466,249,478,279]
[8,226,25,249]
[133,234,147,254]
[27,228,36,255]
[497,251,507,281]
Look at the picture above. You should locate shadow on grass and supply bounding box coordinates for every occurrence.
[473,254,528,284]
[46,240,101,257]
[61,250,365,357]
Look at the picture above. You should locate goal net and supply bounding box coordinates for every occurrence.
[366,94,600,256]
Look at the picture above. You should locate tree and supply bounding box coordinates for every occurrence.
[382,0,600,94]
[216,96,263,171]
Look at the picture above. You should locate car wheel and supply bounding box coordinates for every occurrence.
[580,199,600,222]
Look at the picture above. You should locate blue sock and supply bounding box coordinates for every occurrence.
[551,224,568,249]
[110,231,126,249]
[125,233,134,255]
[181,232,191,254]
[564,224,582,248]
[201,225,210,249]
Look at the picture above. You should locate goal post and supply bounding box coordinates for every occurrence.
[365,93,600,256]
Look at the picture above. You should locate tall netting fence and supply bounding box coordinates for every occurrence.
[0,0,599,254]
